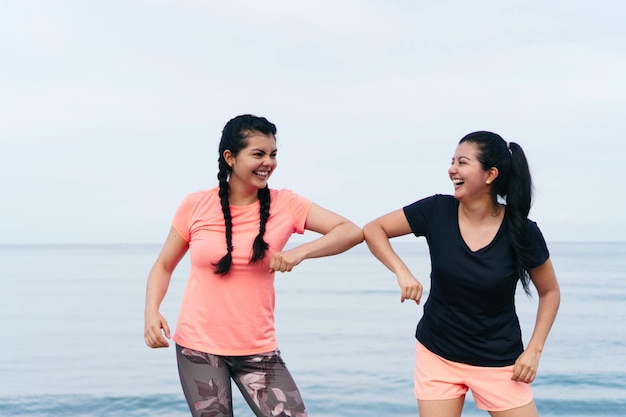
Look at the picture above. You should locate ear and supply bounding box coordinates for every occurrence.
[485,167,499,185]
[223,150,235,168]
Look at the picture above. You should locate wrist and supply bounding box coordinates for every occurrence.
[526,342,544,353]
[144,305,160,316]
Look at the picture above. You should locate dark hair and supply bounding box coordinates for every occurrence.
[459,131,534,295]
[213,114,277,275]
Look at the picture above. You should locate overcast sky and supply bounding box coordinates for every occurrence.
[1,0,624,244]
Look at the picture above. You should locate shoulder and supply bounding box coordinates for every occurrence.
[401,194,457,236]
[523,218,548,247]
[523,218,550,265]
[269,188,310,205]
[269,189,312,224]
[404,194,456,212]
[269,188,291,199]
[178,187,220,209]
[402,194,456,230]
[524,218,544,236]
[186,186,219,200]
[269,188,296,198]
[432,194,456,205]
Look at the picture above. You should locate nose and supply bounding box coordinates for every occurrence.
[262,155,275,166]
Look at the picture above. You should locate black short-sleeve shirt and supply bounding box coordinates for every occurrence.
[403,194,549,366]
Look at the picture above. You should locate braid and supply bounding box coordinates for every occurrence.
[214,114,277,274]
[213,164,234,275]
[251,186,271,262]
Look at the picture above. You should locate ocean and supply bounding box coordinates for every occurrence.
[1,240,625,416]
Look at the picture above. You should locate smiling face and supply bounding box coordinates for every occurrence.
[448,141,496,202]
[224,131,277,195]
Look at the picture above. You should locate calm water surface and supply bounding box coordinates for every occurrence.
[0,241,624,416]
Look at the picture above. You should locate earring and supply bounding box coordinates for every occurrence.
[486,180,491,185]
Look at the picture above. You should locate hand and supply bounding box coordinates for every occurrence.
[269,250,303,273]
[511,347,541,383]
[396,271,423,304]
[144,310,171,348]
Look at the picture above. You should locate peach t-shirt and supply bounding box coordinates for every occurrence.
[171,187,312,356]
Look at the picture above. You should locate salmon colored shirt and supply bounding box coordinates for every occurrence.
[171,187,312,356]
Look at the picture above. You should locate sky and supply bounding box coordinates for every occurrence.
[1,0,625,244]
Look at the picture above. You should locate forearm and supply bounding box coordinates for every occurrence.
[363,222,412,275]
[145,227,188,314]
[145,264,173,314]
[526,287,560,352]
[363,221,423,303]
[290,221,363,260]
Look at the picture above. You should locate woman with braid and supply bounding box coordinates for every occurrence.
[363,132,560,417]
[144,114,363,417]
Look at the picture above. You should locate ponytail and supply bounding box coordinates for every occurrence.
[459,132,534,295]
[506,142,533,295]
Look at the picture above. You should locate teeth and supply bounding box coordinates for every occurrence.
[452,179,464,185]
[254,171,269,177]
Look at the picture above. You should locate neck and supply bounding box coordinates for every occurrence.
[227,182,259,206]
[458,198,501,223]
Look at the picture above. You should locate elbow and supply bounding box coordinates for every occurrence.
[335,220,363,249]
[539,286,561,311]
[347,223,365,247]
[362,221,379,243]
[551,287,561,309]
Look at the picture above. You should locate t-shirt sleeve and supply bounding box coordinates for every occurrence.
[526,220,550,269]
[172,195,193,242]
[402,195,443,237]
[288,191,312,234]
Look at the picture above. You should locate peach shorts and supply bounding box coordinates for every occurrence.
[414,341,533,411]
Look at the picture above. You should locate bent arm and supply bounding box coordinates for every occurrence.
[512,257,560,382]
[363,209,423,303]
[269,203,363,272]
[144,227,189,348]
[363,209,413,275]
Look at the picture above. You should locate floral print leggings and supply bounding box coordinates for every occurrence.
[176,344,308,417]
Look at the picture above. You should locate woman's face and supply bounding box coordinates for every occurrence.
[448,141,492,201]
[225,132,277,193]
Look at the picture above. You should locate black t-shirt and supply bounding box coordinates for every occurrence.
[403,194,549,366]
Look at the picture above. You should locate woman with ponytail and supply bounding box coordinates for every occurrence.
[363,132,560,417]
[144,114,363,417]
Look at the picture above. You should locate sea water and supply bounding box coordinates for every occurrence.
[0,240,624,416]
